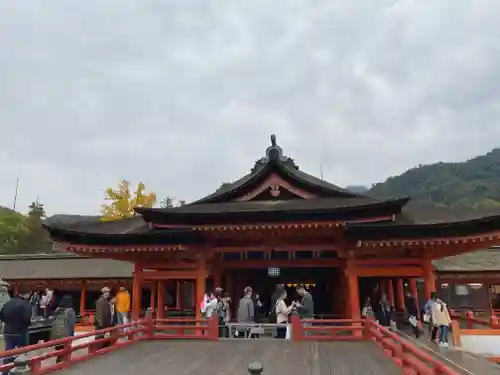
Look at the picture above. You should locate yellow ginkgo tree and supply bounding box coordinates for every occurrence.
[100,180,157,221]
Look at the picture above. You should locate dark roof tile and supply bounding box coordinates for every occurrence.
[0,253,133,279]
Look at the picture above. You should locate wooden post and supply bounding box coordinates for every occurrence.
[150,282,157,314]
[346,256,361,321]
[79,280,86,315]
[396,278,405,311]
[387,279,395,307]
[157,281,165,319]
[423,256,436,300]
[196,254,206,315]
[132,264,142,321]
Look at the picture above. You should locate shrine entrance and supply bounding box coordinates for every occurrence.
[226,267,343,317]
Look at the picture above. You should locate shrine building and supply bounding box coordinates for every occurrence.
[22,135,500,319]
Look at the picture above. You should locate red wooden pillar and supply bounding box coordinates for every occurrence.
[346,255,361,338]
[157,281,165,319]
[387,279,395,307]
[79,280,86,315]
[396,278,405,311]
[131,264,142,321]
[150,283,157,313]
[346,258,360,320]
[423,256,436,300]
[196,256,206,318]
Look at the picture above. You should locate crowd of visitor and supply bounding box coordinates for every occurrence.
[200,283,315,339]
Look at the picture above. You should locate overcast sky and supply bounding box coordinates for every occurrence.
[1,0,500,216]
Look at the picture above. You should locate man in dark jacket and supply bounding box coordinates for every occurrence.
[95,287,113,348]
[0,287,32,374]
[295,285,314,319]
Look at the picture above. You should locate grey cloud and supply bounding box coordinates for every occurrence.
[1,0,500,215]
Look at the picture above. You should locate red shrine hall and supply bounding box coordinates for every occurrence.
[44,135,500,320]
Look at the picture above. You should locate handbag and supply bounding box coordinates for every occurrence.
[285,323,291,340]
[408,316,418,328]
[423,313,430,323]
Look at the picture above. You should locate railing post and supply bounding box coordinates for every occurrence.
[363,318,372,340]
[208,314,219,340]
[248,362,263,375]
[146,317,155,339]
[291,314,302,342]
[9,355,31,374]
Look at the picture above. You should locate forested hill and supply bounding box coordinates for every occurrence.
[369,148,500,209]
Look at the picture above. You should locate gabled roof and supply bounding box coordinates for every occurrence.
[136,197,408,226]
[190,134,363,204]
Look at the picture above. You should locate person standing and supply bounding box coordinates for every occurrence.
[269,284,284,323]
[95,287,113,348]
[275,289,293,339]
[432,299,452,348]
[216,292,230,337]
[51,295,76,362]
[0,279,11,333]
[0,287,32,375]
[295,285,314,319]
[424,292,438,342]
[294,285,314,336]
[115,286,131,325]
[237,287,255,338]
[375,294,391,327]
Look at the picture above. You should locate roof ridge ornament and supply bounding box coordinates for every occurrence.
[251,135,299,173]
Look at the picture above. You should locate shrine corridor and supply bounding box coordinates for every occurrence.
[57,340,401,375]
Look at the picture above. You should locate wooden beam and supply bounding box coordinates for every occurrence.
[220,259,342,269]
[357,267,423,278]
[357,258,422,266]
[214,244,339,253]
[137,261,196,270]
[140,270,198,280]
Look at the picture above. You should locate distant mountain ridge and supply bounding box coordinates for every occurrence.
[369,148,500,209]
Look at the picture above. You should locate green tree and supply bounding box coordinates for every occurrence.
[0,207,29,254]
[22,200,52,253]
[369,148,500,209]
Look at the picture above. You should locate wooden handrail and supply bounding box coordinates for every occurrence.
[449,309,498,328]
[365,318,458,375]
[0,320,151,375]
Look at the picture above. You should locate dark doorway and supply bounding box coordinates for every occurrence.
[229,267,342,317]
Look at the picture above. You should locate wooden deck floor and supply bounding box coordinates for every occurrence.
[58,340,402,375]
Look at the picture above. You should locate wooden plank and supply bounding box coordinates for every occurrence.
[58,340,402,375]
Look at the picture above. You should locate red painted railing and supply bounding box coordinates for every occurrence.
[290,315,364,341]
[364,319,457,375]
[449,309,499,329]
[0,320,151,375]
[0,315,460,375]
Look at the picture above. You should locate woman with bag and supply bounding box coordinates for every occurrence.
[275,289,293,339]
